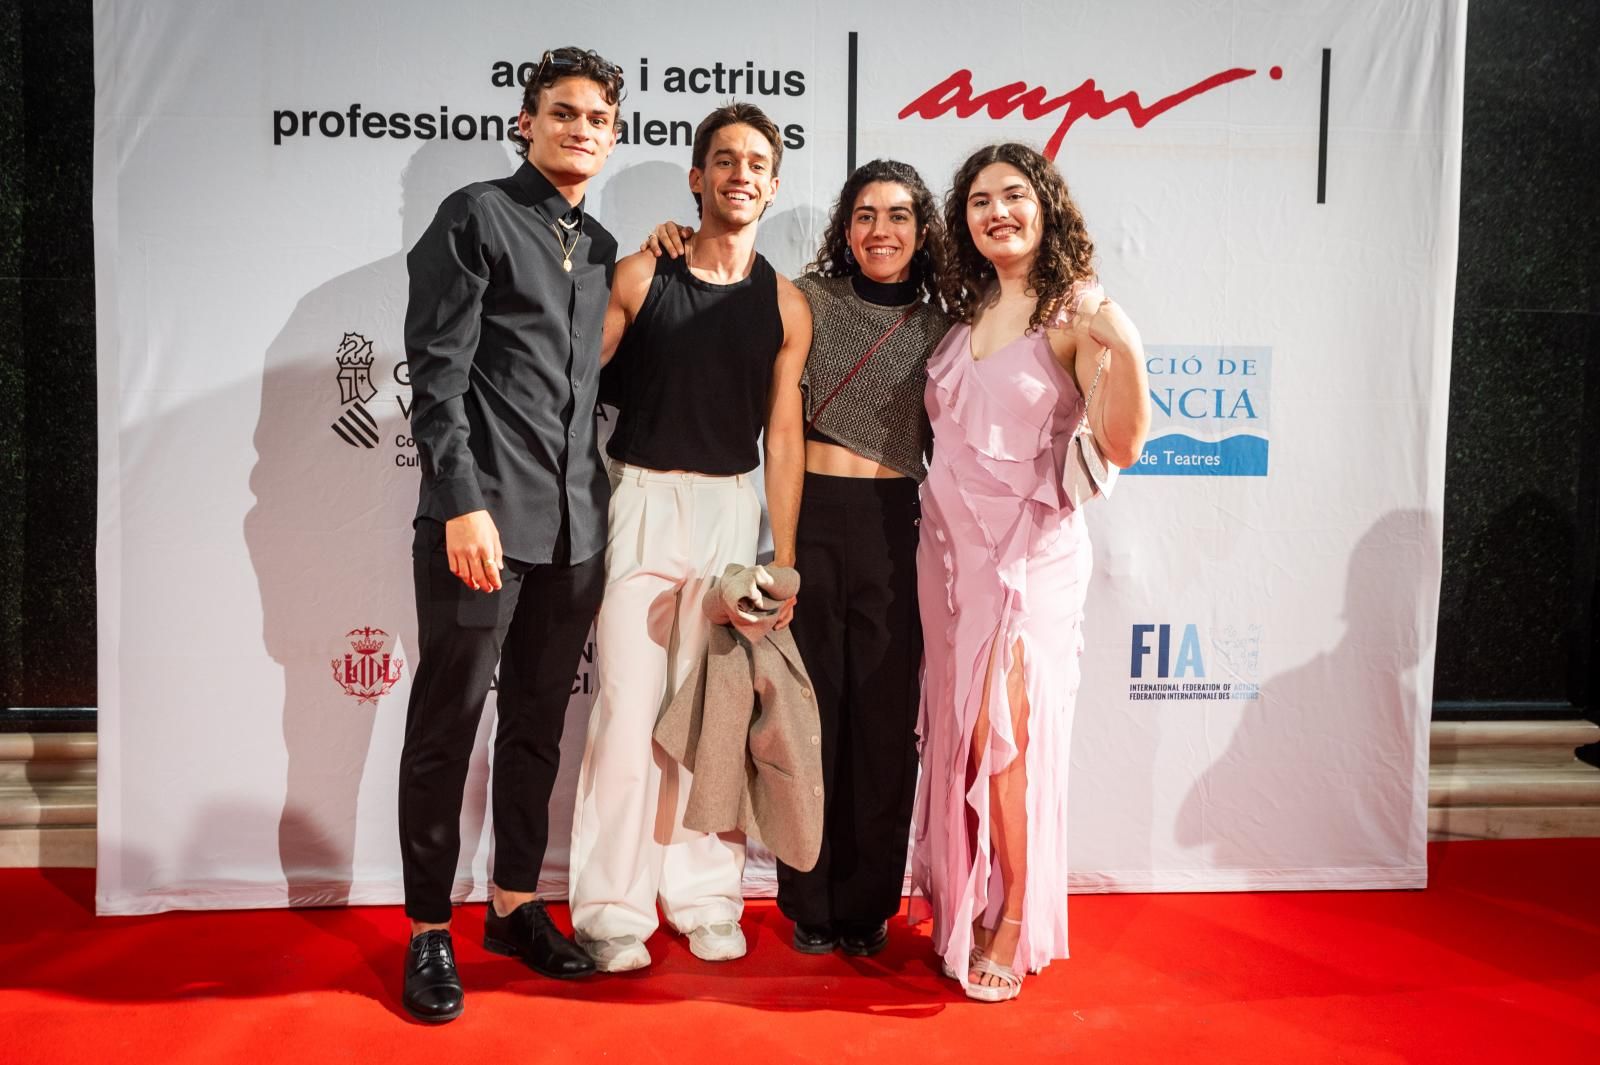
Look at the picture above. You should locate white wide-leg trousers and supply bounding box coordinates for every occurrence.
[569,463,761,940]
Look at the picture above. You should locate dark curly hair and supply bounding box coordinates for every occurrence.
[807,158,949,308]
[939,143,1095,330]
[508,47,625,159]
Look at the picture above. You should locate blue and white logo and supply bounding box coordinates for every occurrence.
[1124,346,1270,477]
[1127,622,1262,702]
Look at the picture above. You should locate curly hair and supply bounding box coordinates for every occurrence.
[938,143,1095,330]
[806,158,949,308]
[508,47,625,159]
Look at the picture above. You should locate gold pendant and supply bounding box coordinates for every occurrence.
[563,258,572,272]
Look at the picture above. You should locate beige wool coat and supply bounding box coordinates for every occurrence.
[653,564,824,873]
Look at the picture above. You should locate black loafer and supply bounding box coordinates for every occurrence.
[838,921,889,957]
[403,929,464,1023]
[484,899,596,979]
[791,922,837,955]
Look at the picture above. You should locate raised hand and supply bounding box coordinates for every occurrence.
[641,221,694,258]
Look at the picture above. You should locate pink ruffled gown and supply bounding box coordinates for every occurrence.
[911,319,1091,986]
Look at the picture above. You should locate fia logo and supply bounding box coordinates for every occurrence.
[1131,623,1206,679]
[331,626,405,705]
[1128,623,1262,702]
[331,332,379,448]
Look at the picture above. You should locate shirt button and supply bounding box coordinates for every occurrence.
[810,735,820,746]
[812,786,822,797]
[574,330,581,338]
[801,688,812,699]
[569,430,576,438]
[576,282,582,290]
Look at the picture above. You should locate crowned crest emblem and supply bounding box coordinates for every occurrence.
[332,332,380,448]
[332,626,405,705]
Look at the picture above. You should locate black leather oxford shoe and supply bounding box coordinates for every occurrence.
[403,929,464,1023]
[838,921,889,957]
[483,900,596,979]
[791,922,837,955]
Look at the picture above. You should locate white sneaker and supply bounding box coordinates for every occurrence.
[687,920,747,962]
[579,933,651,973]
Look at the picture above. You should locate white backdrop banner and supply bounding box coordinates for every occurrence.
[94,0,1463,913]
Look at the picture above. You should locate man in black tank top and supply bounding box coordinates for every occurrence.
[567,103,813,973]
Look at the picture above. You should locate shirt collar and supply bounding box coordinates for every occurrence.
[512,160,586,228]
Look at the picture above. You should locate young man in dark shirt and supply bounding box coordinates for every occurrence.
[397,46,623,1023]
[566,102,812,973]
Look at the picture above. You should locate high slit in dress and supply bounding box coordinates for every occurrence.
[911,321,1091,987]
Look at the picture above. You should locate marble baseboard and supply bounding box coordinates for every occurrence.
[0,825,94,868]
[1428,805,1600,841]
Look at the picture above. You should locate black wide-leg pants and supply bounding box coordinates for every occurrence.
[777,472,923,931]
[397,518,604,924]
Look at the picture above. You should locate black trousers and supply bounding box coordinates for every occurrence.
[398,518,605,923]
[777,473,923,930]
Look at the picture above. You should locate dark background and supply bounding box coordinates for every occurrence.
[1,2,1596,723]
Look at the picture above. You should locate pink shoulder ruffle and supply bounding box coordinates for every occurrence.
[1043,278,1105,331]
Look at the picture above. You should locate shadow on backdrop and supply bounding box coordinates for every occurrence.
[1177,508,1442,877]
[245,139,513,908]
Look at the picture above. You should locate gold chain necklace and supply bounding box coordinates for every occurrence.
[552,215,580,272]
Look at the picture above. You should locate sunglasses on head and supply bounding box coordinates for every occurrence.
[534,49,623,85]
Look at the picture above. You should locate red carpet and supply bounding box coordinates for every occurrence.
[4,840,1598,1064]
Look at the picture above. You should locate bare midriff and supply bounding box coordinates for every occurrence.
[805,439,908,479]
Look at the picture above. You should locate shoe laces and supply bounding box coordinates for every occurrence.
[414,931,455,970]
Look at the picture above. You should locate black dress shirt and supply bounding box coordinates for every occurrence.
[405,161,616,565]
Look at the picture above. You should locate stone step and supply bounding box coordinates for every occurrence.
[1429,804,1600,841]
[1430,720,1600,766]
[1429,764,1600,806]
[0,826,95,868]
[0,781,97,827]
[0,760,96,785]
[0,733,97,762]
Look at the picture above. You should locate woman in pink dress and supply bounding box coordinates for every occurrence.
[913,143,1150,1002]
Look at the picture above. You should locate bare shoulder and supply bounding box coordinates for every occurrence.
[775,273,813,328]
[615,248,659,286]
[611,249,659,308]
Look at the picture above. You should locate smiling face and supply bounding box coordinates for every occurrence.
[689,122,779,227]
[516,75,618,187]
[964,162,1042,271]
[848,181,922,285]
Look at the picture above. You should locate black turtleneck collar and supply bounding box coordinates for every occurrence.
[851,271,920,307]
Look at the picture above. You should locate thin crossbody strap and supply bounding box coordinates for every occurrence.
[806,308,915,430]
[1075,347,1110,434]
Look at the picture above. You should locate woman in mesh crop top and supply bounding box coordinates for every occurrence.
[778,161,950,958]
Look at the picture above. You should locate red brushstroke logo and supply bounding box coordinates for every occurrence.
[899,66,1276,159]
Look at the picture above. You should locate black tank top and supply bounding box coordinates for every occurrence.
[604,253,784,475]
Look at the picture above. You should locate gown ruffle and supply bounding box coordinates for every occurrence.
[911,322,1093,986]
